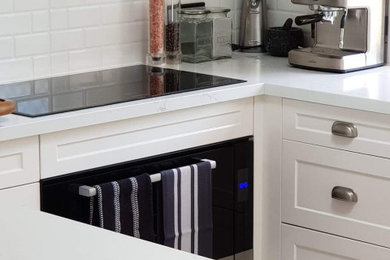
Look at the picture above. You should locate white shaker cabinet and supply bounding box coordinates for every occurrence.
[0,136,39,189]
[280,99,390,259]
[282,224,390,260]
[0,183,40,210]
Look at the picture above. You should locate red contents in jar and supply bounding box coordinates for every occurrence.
[149,74,164,96]
[149,0,164,55]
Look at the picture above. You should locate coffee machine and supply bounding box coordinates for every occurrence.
[288,0,386,73]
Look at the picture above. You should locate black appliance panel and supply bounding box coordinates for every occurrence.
[41,137,253,260]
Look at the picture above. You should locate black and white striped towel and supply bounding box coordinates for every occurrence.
[90,174,154,242]
[161,161,213,258]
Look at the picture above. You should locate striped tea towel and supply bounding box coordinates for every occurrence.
[161,161,213,258]
[90,174,154,242]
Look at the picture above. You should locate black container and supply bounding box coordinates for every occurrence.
[266,19,304,57]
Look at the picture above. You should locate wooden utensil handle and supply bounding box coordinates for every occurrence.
[0,99,16,116]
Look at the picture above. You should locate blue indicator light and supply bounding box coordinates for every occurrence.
[238,182,248,190]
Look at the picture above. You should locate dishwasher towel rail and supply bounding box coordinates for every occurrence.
[78,159,216,197]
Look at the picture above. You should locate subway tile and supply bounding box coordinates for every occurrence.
[50,9,68,30]
[0,13,31,36]
[101,44,132,67]
[51,29,84,51]
[33,55,51,78]
[84,27,104,47]
[0,37,14,59]
[51,52,69,75]
[0,58,34,83]
[102,3,133,24]
[0,0,13,14]
[33,11,50,32]
[50,0,85,8]
[68,6,101,28]
[69,49,101,71]
[15,33,50,56]
[14,0,49,11]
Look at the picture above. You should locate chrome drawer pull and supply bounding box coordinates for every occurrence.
[331,121,358,138]
[332,186,358,203]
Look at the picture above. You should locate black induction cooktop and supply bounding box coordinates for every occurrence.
[0,65,245,118]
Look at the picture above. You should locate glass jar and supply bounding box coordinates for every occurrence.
[180,9,213,63]
[165,0,181,64]
[206,7,232,60]
[147,0,165,65]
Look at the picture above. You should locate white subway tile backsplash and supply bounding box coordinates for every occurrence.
[0,0,321,84]
[69,49,101,71]
[51,29,84,51]
[85,27,104,47]
[68,6,101,28]
[51,52,69,75]
[15,0,49,11]
[50,9,68,30]
[0,0,14,14]
[0,58,33,83]
[15,33,50,56]
[33,55,51,78]
[50,0,85,8]
[33,11,50,32]
[102,3,133,24]
[0,13,31,36]
[0,37,14,59]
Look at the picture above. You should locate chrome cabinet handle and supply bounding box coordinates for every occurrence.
[331,121,358,138]
[332,186,358,203]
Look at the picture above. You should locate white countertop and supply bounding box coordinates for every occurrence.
[0,206,208,260]
[1,52,390,142]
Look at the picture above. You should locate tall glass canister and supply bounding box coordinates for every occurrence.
[165,0,181,64]
[147,0,165,65]
[180,9,212,63]
[206,7,232,60]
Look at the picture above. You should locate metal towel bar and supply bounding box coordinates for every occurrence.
[78,159,216,197]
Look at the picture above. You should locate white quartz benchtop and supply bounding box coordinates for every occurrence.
[171,52,390,115]
[0,206,209,260]
[1,52,390,142]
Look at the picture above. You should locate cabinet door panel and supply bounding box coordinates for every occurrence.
[0,136,39,189]
[282,224,390,260]
[282,140,390,248]
[283,99,390,158]
[0,183,40,210]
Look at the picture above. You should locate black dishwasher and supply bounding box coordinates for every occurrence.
[41,137,253,260]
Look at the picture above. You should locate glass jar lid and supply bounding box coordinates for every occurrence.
[179,9,211,15]
[205,7,231,13]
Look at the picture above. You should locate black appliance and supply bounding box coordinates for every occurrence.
[0,65,245,118]
[41,137,253,260]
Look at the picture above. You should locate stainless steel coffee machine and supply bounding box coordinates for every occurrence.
[288,0,386,72]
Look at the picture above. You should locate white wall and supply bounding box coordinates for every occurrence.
[0,0,319,84]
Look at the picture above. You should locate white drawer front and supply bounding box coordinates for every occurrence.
[0,136,39,189]
[41,98,254,179]
[0,183,40,210]
[283,99,390,158]
[282,224,390,260]
[282,140,390,248]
